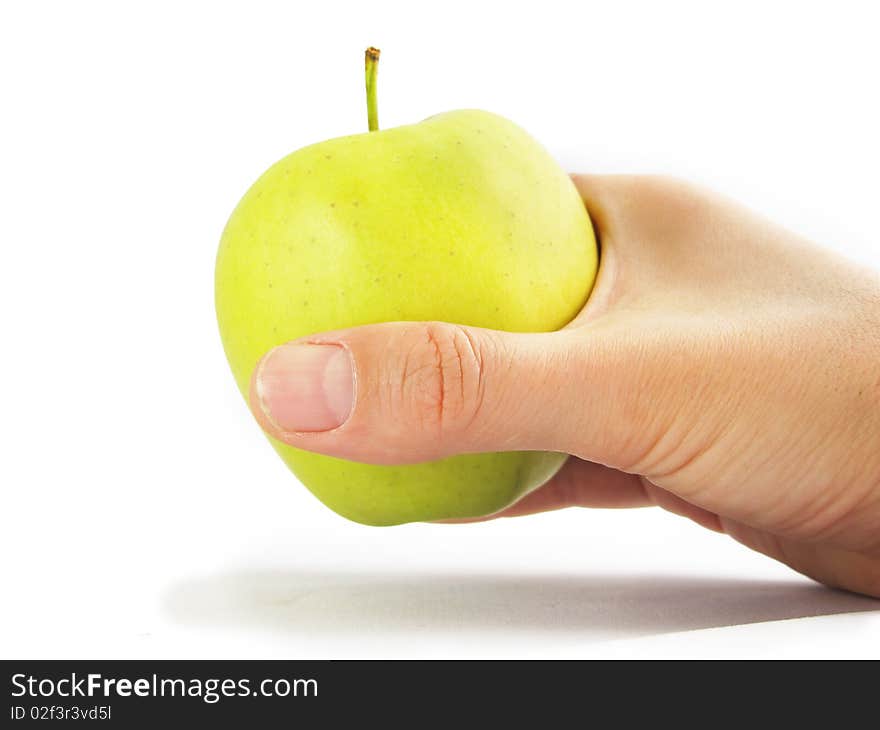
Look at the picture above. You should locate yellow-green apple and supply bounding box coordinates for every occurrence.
[215,49,597,525]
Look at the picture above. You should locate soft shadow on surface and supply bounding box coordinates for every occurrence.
[163,570,879,639]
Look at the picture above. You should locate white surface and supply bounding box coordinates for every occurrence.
[1,0,879,659]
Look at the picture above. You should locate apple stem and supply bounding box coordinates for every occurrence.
[365,47,380,132]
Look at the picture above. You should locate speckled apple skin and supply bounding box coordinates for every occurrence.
[215,110,597,525]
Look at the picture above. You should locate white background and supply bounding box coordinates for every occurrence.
[2,0,879,659]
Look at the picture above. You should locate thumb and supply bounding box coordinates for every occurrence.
[248,320,627,465]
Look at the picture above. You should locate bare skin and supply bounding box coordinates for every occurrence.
[250,175,880,598]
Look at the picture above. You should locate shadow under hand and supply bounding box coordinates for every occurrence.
[163,569,879,640]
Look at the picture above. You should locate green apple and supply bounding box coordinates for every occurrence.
[215,48,598,525]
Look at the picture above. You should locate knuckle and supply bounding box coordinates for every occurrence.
[394,323,488,436]
[630,174,697,200]
[622,174,707,216]
[607,175,718,260]
[633,176,709,220]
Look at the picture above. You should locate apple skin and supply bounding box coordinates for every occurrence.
[215,109,597,525]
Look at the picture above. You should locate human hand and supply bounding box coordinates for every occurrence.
[248,175,880,598]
